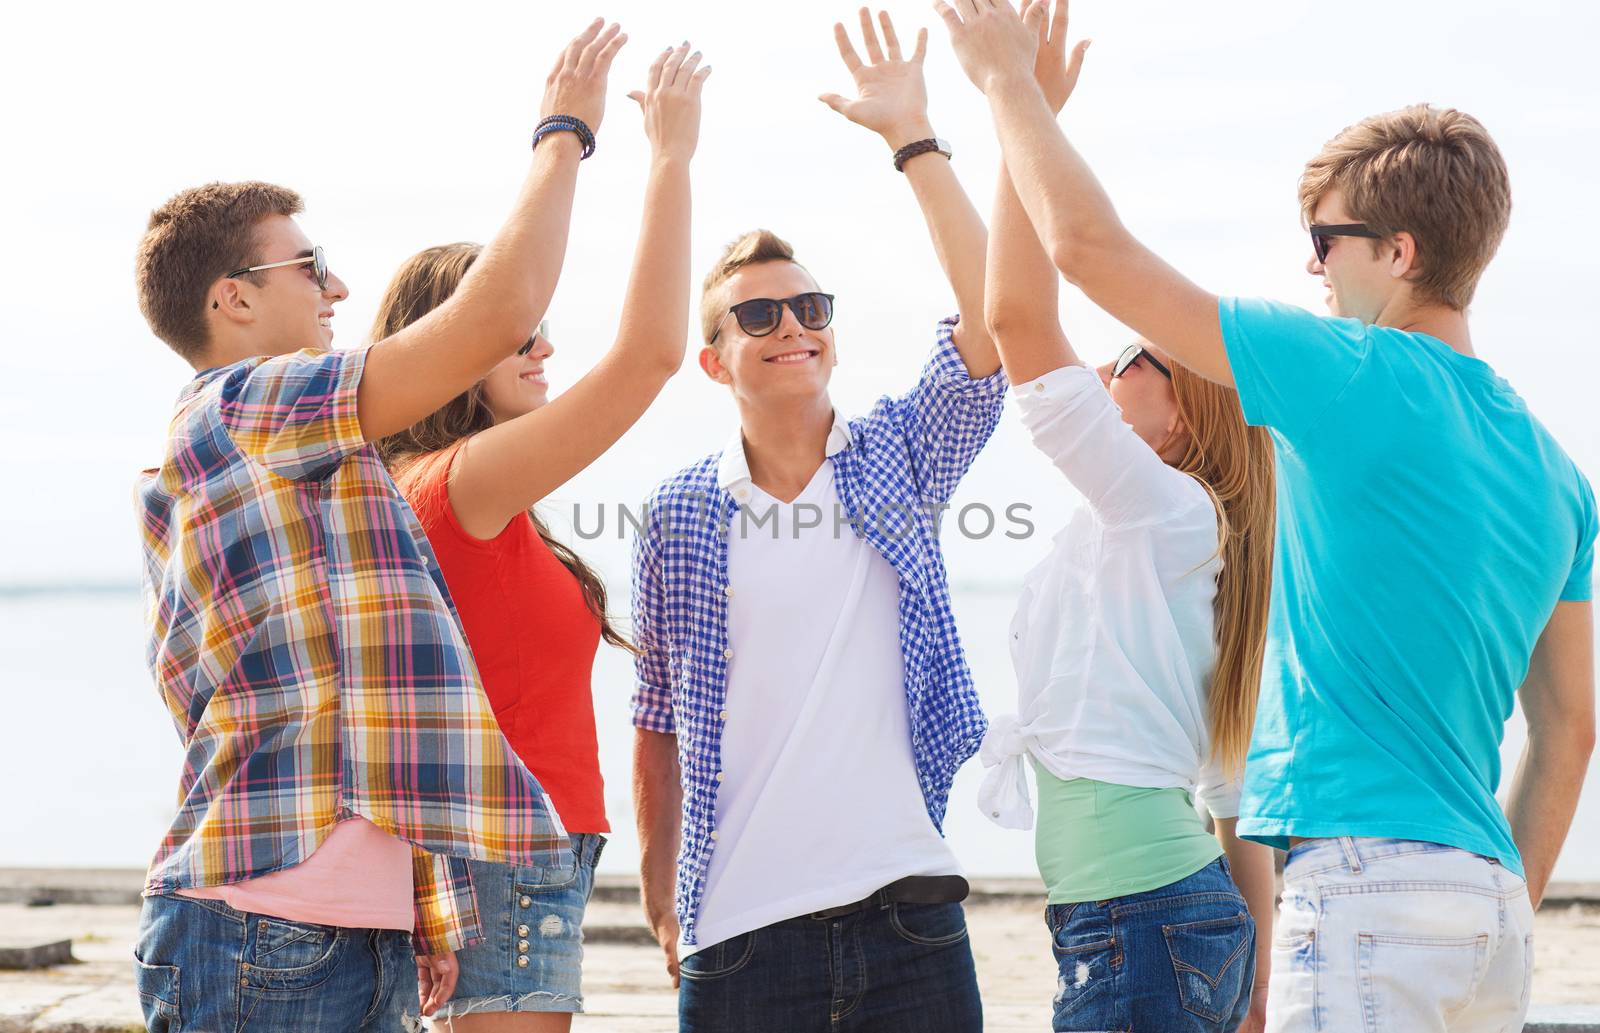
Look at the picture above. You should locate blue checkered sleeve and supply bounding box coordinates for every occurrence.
[630,501,675,734]
[890,317,1009,505]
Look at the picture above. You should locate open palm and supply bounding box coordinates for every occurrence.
[821,8,933,144]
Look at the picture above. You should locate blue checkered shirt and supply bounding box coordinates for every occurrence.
[630,318,1007,944]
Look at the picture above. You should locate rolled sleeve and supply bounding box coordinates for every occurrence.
[216,346,369,481]
[889,316,1009,505]
[1195,751,1243,821]
[411,847,481,956]
[630,504,675,734]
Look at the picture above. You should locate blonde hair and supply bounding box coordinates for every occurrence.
[371,242,634,654]
[699,229,810,345]
[1168,364,1277,776]
[1298,104,1510,310]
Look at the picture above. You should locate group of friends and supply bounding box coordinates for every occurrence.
[128,3,1596,1032]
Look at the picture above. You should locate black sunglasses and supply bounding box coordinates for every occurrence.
[227,245,329,291]
[708,292,835,345]
[1309,223,1381,263]
[517,319,551,357]
[1112,344,1172,381]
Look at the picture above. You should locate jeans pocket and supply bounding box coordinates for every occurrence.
[247,917,346,989]
[1163,912,1253,1023]
[134,955,180,1026]
[517,836,587,892]
[680,930,758,981]
[1049,907,1116,1023]
[1357,932,1489,1030]
[889,902,969,947]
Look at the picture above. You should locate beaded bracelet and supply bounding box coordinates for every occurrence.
[533,115,596,160]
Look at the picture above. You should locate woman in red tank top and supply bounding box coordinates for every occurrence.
[375,44,711,1030]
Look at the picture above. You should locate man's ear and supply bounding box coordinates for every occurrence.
[1388,230,1420,282]
[699,345,732,385]
[210,278,254,325]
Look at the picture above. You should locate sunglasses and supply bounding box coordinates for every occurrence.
[1112,344,1172,381]
[708,292,835,345]
[1309,223,1381,264]
[227,245,329,291]
[517,319,551,357]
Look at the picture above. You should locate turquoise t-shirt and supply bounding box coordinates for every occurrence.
[1220,297,1596,877]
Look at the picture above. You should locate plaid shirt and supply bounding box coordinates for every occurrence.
[137,347,571,955]
[630,319,1006,945]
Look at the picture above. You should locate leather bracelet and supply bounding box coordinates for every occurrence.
[893,137,952,173]
[533,115,596,160]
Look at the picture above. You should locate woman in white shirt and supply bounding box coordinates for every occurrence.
[975,11,1278,1032]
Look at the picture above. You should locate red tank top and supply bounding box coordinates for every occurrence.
[394,444,608,833]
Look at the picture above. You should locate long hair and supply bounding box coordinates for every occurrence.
[1168,364,1276,776]
[373,242,634,654]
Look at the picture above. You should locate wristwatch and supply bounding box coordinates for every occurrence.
[893,137,953,173]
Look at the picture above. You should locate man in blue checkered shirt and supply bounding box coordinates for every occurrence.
[630,13,1007,1031]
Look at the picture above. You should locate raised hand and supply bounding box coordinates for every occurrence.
[819,8,935,150]
[933,0,1041,97]
[540,18,629,131]
[628,42,713,163]
[1031,0,1090,114]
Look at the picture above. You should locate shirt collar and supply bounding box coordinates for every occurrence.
[717,409,853,493]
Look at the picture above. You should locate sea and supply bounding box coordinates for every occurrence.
[2,585,1596,882]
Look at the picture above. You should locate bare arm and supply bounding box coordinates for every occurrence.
[357,21,629,441]
[938,0,1232,385]
[1216,817,1273,1032]
[634,729,684,987]
[821,8,998,378]
[984,1,1090,383]
[1507,599,1596,908]
[447,45,710,538]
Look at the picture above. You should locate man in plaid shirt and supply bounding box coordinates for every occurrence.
[129,22,626,1032]
[631,13,1006,1031]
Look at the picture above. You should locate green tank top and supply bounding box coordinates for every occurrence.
[1033,760,1222,904]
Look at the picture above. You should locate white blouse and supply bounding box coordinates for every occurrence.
[978,363,1241,829]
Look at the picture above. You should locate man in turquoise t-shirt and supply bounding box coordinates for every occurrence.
[940,7,1595,1031]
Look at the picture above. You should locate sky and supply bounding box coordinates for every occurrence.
[0,1,1596,869]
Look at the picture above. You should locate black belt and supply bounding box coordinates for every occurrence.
[805,875,970,921]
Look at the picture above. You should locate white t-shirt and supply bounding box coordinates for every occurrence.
[684,422,961,954]
[978,364,1242,829]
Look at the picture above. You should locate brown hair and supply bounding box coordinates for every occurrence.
[135,181,304,361]
[699,229,810,345]
[1168,363,1277,776]
[1298,104,1510,310]
[373,242,634,654]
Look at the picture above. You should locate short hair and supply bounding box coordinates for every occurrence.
[699,229,808,345]
[1298,104,1510,310]
[135,181,304,361]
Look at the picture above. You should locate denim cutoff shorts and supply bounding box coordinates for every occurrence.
[435,832,605,1019]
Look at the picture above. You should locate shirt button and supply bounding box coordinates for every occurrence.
[718,710,728,721]
[715,771,724,783]
[722,648,732,660]
[735,488,749,500]
[724,586,733,597]
[517,955,530,968]
[991,810,1001,818]
[1034,382,1045,393]
[519,895,532,908]
[710,830,719,841]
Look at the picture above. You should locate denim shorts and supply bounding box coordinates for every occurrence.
[434,832,605,1020]
[133,891,419,1033]
[1045,855,1255,1033]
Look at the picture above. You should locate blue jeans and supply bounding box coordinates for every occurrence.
[133,892,420,1032]
[436,832,605,1018]
[1046,856,1254,1033]
[678,901,982,1033]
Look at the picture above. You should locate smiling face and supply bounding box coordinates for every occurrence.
[217,214,349,354]
[698,260,836,405]
[1305,188,1407,324]
[1097,341,1188,460]
[479,327,556,422]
